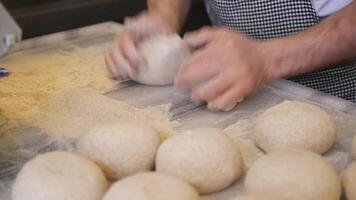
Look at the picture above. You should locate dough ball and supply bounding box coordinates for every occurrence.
[133,34,191,86]
[76,122,161,180]
[254,100,336,154]
[352,135,356,159]
[245,149,341,200]
[342,162,356,200]
[102,172,200,200]
[156,128,242,194]
[12,151,108,200]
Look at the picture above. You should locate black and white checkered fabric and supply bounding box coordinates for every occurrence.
[204,0,356,102]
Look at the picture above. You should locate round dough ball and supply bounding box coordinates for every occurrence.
[76,122,161,180]
[102,172,200,200]
[352,135,356,159]
[254,100,336,154]
[156,128,242,194]
[245,149,341,200]
[342,162,356,200]
[133,34,191,86]
[12,151,108,200]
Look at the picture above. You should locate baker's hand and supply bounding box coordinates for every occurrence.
[175,27,275,111]
[105,11,176,80]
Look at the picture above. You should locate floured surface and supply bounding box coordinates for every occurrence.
[0,39,118,131]
[35,89,176,140]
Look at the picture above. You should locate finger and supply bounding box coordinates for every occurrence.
[191,72,234,102]
[119,32,145,70]
[105,52,119,78]
[207,83,248,111]
[183,27,215,49]
[109,47,131,80]
[175,49,221,88]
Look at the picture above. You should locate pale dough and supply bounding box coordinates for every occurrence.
[254,100,336,154]
[102,172,200,200]
[245,149,341,200]
[76,122,161,180]
[342,162,356,200]
[133,34,191,86]
[156,128,243,194]
[12,151,108,200]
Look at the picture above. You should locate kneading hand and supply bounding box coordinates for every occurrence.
[105,12,176,80]
[175,27,275,111]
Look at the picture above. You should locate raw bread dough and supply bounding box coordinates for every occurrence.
[245,149,341,200]
[224,119,265,174]
[133,34,191,86]
[76,122,161,180]
[102,172,200,200]
[353,135,356,158]
[254,100,336,154]
[156,128,243,194]
[342,162,356,200]
[12,151,108,200]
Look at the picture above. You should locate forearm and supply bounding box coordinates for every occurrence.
[263,2,356,80]
[148,0,192,31]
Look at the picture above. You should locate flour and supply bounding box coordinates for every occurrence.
[0,45,118,130]
[35,89,176,140]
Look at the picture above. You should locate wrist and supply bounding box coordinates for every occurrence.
[148,8,181,32]
[258,40,301,81]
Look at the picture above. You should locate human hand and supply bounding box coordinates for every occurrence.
[105,11,177,80]
[175,27,276,111]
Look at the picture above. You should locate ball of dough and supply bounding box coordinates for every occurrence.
[342,162,356,200]
[76,122,161,180]
[245,149,341,200]
[133,34,191,86]
[156,128,242,194]
[12,151,108,200]
[254,100,336,154]
[352,135,356,159]
[102,172,200,200]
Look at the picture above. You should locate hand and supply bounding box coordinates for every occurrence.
[175,27,275,111]
[105,11,177,80]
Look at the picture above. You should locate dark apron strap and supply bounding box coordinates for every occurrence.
[204,0,356,102]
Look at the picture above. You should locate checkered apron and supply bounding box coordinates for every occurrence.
[204,0,356,102]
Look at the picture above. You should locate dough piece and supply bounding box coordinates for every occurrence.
[12,151,108,200]
[76,122,161,180]
[254,100,336,154]
[156,128,243,194]
[353,135,356,159]
[342,162,356,200]
[133,34,191,86]
[245,149,341,200]
[102,172,200,200]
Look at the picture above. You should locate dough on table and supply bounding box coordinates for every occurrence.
[245,149,341,200]
[155,128,242,194]
[102,172,200,200]
[254,100,336,154]
[76,122,161,180]
[12,151,108,200]
[342,162,356,200]
[133,34,191,86]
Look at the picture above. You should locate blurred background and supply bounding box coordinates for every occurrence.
[1,0,211,39]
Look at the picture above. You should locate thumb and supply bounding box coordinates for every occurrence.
[183,27,215,49]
